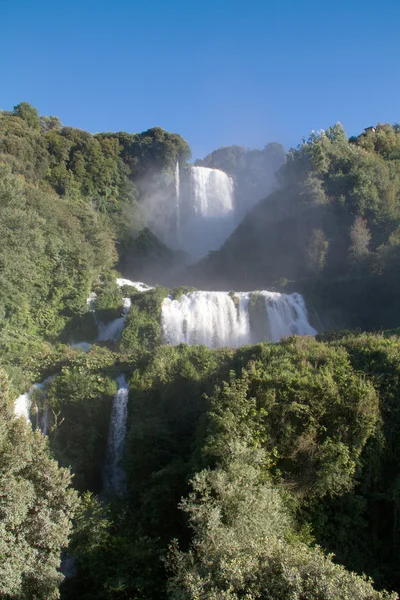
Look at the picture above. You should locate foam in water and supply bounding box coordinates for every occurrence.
[104,375,129,493]
[161,290,316,348]
[116,279,154,292]
[178,166,236,258]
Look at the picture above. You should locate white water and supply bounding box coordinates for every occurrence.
[14,375,58,433]
[116,279,154,293]
[178,166,236,258]
[190,166,234,217]
[104,375,129,493]
[161,290,316,348]
[87,291,98,311]
[175,161,180,245]
[97,316,127,342]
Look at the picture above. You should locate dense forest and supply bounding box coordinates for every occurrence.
[1,103,400,599]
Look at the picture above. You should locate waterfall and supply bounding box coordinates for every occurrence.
[97,316,127,342]
[190,166,234,217]
[178,166,236,258]
[175,161,180,245]
[104,375,129,494]
[14,375,58,433]
[161,290,316,348]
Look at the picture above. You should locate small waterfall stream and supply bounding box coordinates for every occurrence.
[14,375,58,432]
[103,375,129,494]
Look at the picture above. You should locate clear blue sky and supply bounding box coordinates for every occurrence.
[1,0,399,160]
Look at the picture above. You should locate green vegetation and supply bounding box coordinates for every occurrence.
[44,347,118,492]
[2,104,400,599]
[120,286,168,352]
[0,368,78,599]
[171,286,196,300]
[201,122,400,331]
[59,334,400,598]
[93,273,124,324]
[0,102,190,356]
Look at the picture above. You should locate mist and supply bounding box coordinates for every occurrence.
[130,141,285,286]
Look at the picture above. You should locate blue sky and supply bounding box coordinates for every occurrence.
[1,0,399,160]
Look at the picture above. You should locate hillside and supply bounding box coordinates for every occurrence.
[1,105,400,600]
[197,123,400,330]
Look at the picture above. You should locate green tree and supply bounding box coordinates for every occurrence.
[41,115,62,131]
[13,102,41,129]
[349,216,371,267]
[167,448,395,600]
[0,368,78,599]
[306,228,329,274]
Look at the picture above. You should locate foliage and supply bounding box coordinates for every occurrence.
[0,367,78,599]
[93,272,124,324]
[3,104,400,599]
[168,451,394,600]
[200,122,400,332]
[171,286,196,300]
[0,103,192,285]
[0,164,116,351]
[349,216,371,267]
[306,228,329,274]
[314,331,400,586]
[119,287,168,352]
[44,347,118,492]
[13,102,41,129]
[64,335,394,598]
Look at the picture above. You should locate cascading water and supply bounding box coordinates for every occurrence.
[175,161,180,245]
[161,290,316,348]
[14,375,58,433]
[104,375,129,494]
[190,166,234,218]
[178,166,236,258]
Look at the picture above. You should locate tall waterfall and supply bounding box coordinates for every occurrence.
[161,291,316,348]
[190,166,234,218]
[104,375,129,493]
[178,166,236,258]
[175,161,180,245]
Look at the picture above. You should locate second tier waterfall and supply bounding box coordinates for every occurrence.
[177,166,236,258]
[161,290,316,348]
